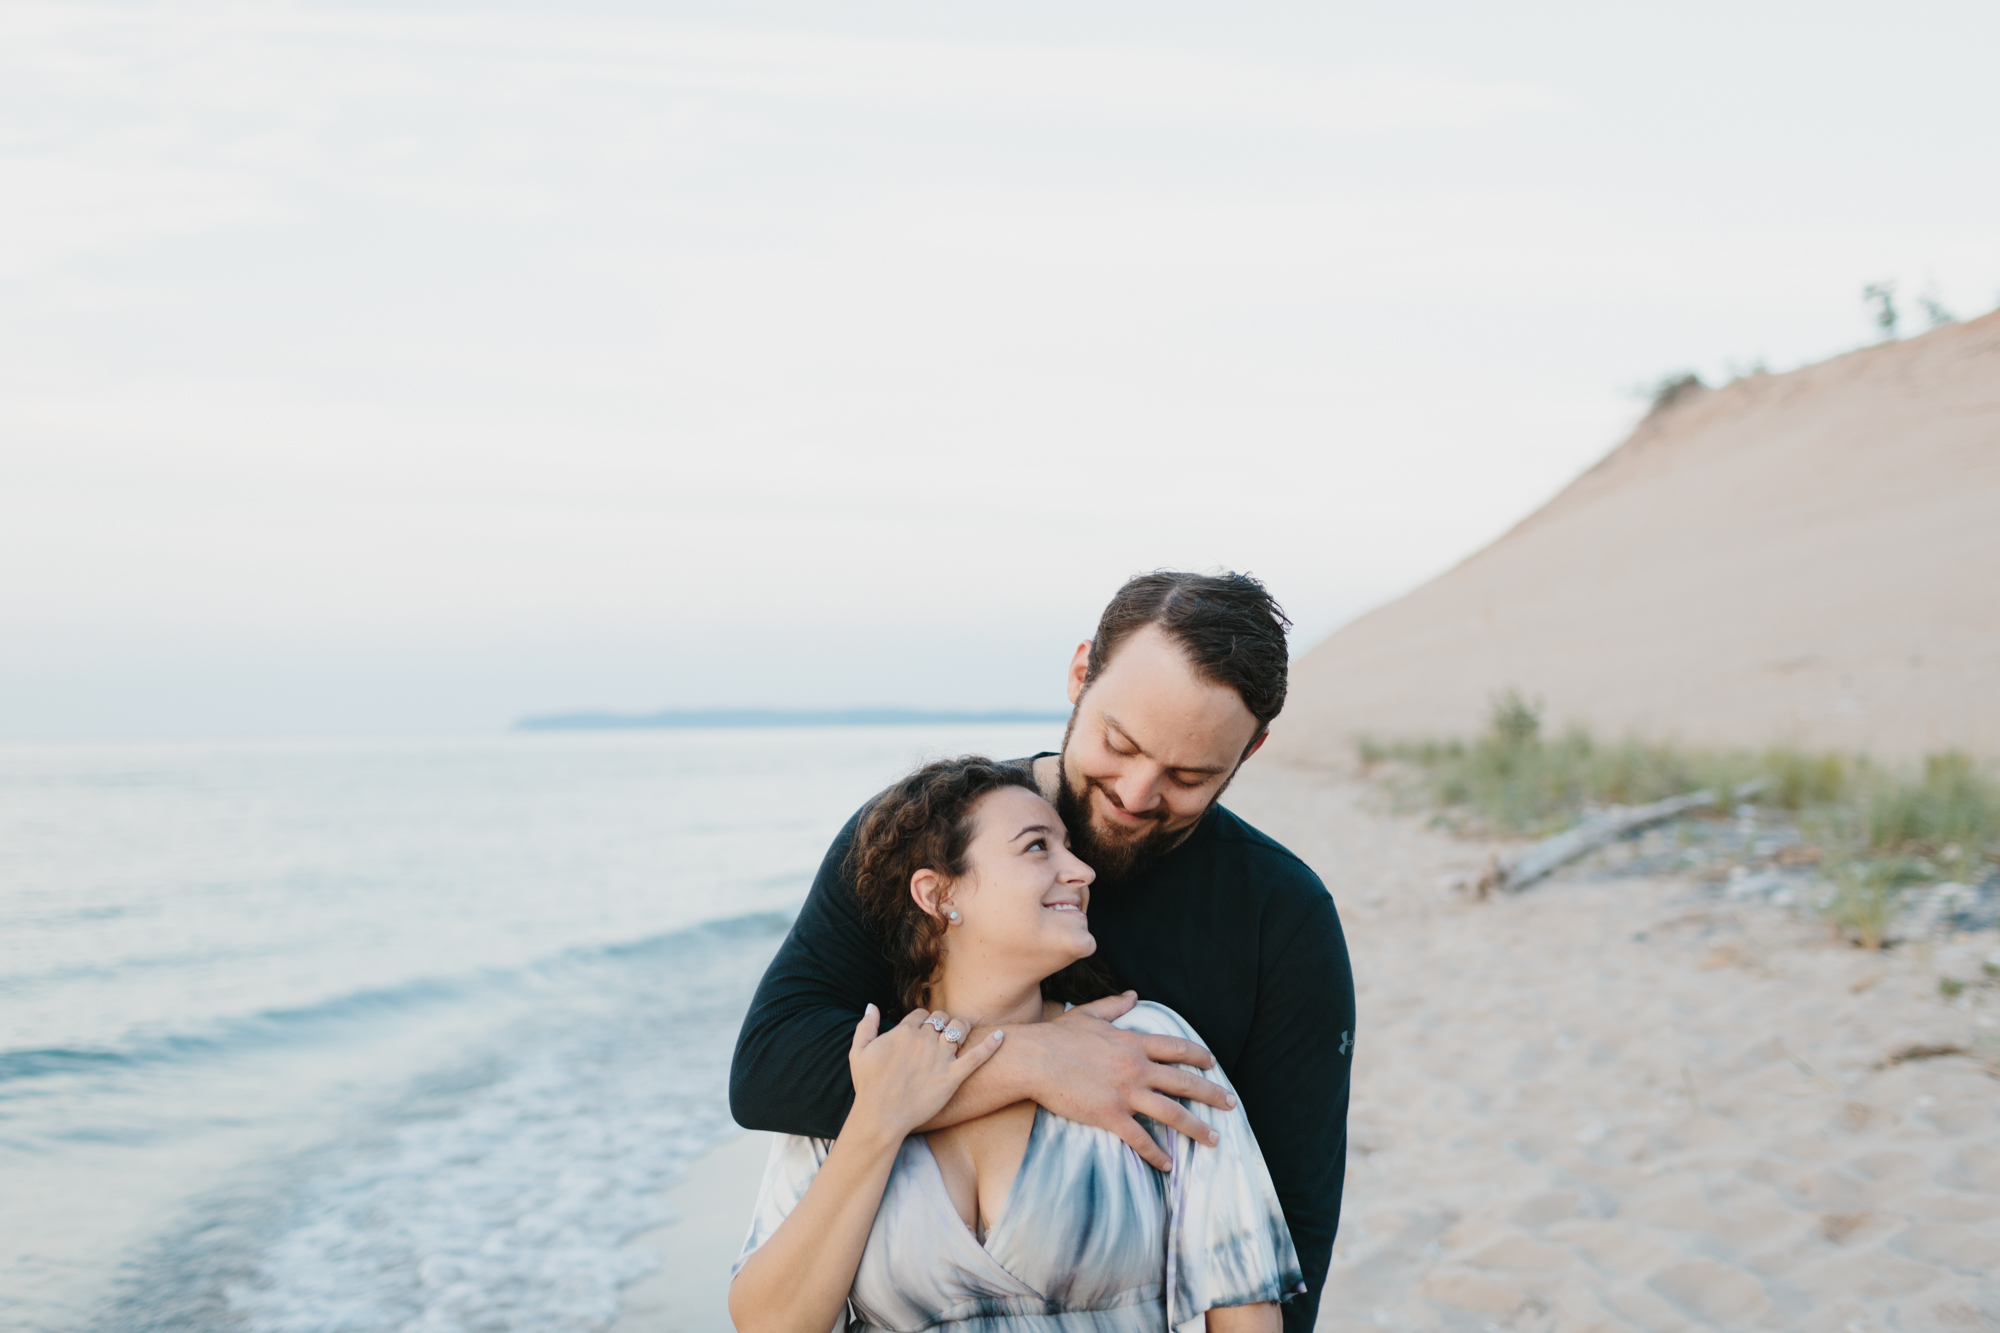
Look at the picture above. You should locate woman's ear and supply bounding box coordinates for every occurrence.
[910,868,946,921]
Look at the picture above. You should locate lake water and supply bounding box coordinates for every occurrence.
[0,724,1060,1333]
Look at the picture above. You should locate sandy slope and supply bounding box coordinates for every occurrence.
[1281,312,2000,761]
[1227,762,2000,1332]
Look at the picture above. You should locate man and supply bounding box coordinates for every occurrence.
[730,571,1355,1333]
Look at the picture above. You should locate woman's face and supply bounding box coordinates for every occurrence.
[931,786,1098,983]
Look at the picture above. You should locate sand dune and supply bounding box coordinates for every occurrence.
[1282,312,2000,761]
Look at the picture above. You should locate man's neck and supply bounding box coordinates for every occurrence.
[1030,752,1062,804]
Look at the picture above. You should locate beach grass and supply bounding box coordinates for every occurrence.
[1360,693,2000,944]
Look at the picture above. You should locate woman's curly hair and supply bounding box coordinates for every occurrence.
[847,755,1116,1017]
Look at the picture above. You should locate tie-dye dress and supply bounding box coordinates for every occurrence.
[736,1001,1304,1333]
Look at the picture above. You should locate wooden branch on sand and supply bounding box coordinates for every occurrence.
[1478,789,1720,896]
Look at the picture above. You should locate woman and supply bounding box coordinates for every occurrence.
[728,756,1301,1333]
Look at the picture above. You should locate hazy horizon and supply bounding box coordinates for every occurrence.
[5,0,1997,738]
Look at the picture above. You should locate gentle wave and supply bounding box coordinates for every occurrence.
[0,912,795,1092]
[89,910,792,1333]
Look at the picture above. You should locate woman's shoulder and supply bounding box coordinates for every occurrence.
[1111,999,1203,1042]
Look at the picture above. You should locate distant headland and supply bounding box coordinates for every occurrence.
[515,707,1069,731]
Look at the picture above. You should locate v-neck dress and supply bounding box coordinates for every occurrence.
[736,1002,1303,1333]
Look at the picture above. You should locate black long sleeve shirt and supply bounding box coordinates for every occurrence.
[729,772,1356,1333]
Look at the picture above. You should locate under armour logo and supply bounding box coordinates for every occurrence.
[1339,1031,1354,1055]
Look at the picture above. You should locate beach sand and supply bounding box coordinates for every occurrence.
[1229,761,2000,1332]
[617,760,1998,1332]
[613,1131,771,1333]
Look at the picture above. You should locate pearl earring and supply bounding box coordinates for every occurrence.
[946,909,960,923]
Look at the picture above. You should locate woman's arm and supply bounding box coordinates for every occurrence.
[1206,1303,1281,1333]
[727,1123,901,1333]
[728,1006,1003,1333]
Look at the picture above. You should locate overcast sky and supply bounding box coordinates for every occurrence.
[4,0,1995,737]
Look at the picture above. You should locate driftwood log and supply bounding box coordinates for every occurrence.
[1478,789,1724,896]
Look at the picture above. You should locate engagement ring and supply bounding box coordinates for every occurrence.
[943,1027,965,1044]
[927,1015,948,1032]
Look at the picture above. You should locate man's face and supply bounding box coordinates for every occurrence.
[1054,624,1265,884]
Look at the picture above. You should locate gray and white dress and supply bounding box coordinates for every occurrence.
[737,1001,1304,1333]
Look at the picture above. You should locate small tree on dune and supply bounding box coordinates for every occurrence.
[1917,285,1957,329]
[1862,282,1899,340]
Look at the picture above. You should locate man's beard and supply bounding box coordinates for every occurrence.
[1052,709,1237,887]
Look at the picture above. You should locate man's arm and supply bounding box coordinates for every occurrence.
[730,814,888,1138]
[730,808,1234,1161]
[915,997,1231,1170]
[1229,877,1356,1333]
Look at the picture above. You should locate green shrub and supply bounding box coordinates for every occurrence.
[1359,705,1999,939]
[1761,747,1851,809]
[1863,751,2000,867]
[1820,847,1928,950]
[1364,695,1754,834]
[1647,372,1706,415]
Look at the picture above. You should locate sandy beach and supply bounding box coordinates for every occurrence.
[613,1131,772,1333]
[613,754,1997,1333]
[1237,761,2000,1332]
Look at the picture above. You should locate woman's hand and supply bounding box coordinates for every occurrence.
[732,1005,1000,1333]
[844,1004,1004,1144]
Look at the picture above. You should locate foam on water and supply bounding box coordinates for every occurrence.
[222,922,768,1333]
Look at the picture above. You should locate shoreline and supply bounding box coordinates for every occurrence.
[612,1131,772,1333]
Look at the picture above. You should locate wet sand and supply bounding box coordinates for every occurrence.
[612,1131,771,1333]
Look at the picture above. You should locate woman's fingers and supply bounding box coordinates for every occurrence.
[946,1029,1004,1083]
[901,1007,932,1031]
[850,1003,881,1053]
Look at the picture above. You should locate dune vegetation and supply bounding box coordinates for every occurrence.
[1360,693,2000,948]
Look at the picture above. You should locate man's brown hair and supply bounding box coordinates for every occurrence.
[1084,570,1292,734]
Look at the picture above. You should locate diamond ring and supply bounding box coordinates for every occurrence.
[928,1014,948,1032]
[943,1027,965,1044]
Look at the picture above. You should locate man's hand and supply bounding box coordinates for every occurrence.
[1025,992,1233,1171]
